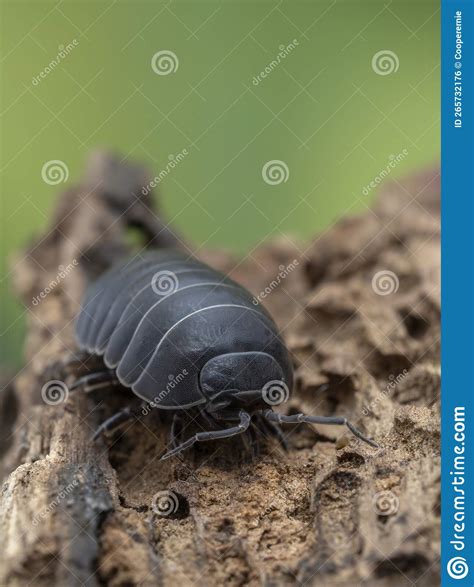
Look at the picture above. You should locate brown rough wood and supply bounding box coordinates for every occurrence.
[0,154,440,587]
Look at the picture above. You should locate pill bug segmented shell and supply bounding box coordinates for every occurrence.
[75,250,293,410]
[74,250,377,457]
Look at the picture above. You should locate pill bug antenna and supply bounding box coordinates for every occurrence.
[160,410,252,460]
[262,409,378,448]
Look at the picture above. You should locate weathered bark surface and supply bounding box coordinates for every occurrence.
[0,153,440,587]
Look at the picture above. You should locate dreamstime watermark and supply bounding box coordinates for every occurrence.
[262,380,290,406]
[151,50,179,75]
[362,150,408,196]
[259,499,279,520]
[371,50,399,75]
[362,369,408,417]
[151,270,179,296]
[41,160,69,185]
[32,479,80,526]
[252,39,300,86]
[372,270,399,296]
[32,259,78,306]
[447,556,469,580]
[262,160,289,185]
[449,407,466,569]
[152,490,179,516]
[253,259,299,304]
[372,490,399,516]
[41,380,69,405]
[142,149,189,195]
[32,40,79,86]
[141,369,189,415]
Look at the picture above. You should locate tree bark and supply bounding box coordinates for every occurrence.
[0,154,440,587]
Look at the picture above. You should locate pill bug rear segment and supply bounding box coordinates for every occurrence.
[73,249,378,459]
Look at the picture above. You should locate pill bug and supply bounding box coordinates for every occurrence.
[73,250,377,459]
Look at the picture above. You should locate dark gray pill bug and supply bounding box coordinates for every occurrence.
[73,249,378,459]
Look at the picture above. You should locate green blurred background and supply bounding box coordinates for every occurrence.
[0,0,439,368]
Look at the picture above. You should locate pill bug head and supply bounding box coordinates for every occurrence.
[199,350,293,412]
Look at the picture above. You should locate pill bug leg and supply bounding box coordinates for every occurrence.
[160,410,251,460]
[69,370,120,393]
[198,407,220,429]
[168,413,183,449]
[92,400,148,440]
[257,414,289,451]
[262,409,378,448]
[236,423,260,459]
[238,426,252,455]
[248,422,262,457]
[92,405,134,440]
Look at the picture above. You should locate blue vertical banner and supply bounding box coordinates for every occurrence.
[442,0,474,585]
